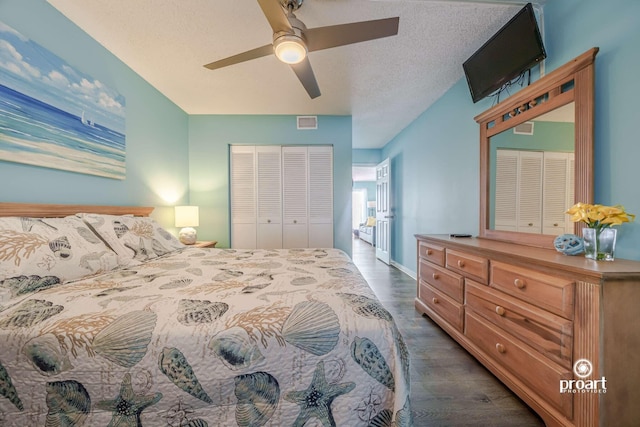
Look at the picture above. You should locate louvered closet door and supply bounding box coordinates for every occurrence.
[230,146,257,248]
[308,146,333,248]
[256,146,282,248]
[495,150,519,231]
[518,151,543,233]
[282,146,308,248]
[543,152,574,235]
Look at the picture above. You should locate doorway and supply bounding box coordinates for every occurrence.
[352,165,377,247]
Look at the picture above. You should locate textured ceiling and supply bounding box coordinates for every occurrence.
[46,0,544,149]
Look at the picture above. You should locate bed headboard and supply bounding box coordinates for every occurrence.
[0,202,154,218]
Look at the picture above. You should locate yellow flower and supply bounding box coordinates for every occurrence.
[566,203,635,229]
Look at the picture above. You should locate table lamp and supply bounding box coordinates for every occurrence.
[175,205,199,245]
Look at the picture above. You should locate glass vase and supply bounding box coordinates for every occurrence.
[583,227,617,261]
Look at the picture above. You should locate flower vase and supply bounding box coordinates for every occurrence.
[583,227,617,261]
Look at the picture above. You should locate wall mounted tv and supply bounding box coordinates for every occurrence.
[463,3,546,103]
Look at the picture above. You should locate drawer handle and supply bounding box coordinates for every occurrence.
[432,273,440,280]
[496,343,506,354]
[432,297,439,304]
[514,278,526,289]
[457,260,465,268]
[267,219,271,223]
[528,223,534,226]
[495,306,506,316]
[426,249,433,255]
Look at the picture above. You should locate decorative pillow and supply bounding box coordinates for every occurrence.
[78,213,185,265]
[0,216,120,293]
[365,217,376,227]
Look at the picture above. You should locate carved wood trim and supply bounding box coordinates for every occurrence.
[0,202,154,218]
[572,280,600,427]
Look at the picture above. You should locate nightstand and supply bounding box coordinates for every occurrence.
[191,241,217,248]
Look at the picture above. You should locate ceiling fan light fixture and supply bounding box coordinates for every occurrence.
[273,34,307,64]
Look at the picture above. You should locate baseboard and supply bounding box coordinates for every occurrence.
[390,260,416,280]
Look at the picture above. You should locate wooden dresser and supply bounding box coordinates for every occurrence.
[415,234,640,427]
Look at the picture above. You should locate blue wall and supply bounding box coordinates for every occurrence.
[353,182,376,203]
[383,0,640,273]
[352,149,382,165]
[0,0,190,231]
[188,115,353,254]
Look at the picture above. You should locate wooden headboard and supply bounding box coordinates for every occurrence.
[0,202,154,218]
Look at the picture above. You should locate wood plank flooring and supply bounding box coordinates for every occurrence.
[351,237,545,426]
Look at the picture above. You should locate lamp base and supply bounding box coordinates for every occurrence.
[179,227,197,245]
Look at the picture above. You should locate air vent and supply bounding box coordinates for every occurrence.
[297,116,318,130]
[513,121,534,135]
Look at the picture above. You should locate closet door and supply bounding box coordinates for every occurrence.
[308,146,333,247]
[282,146,308,248]
[517,151,543,233]
[542,152,575,235]
[256,146,282,248]
[230,146,256,248]
[494,150,519,231]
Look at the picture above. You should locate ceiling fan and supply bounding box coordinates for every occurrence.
[203,0,399,99]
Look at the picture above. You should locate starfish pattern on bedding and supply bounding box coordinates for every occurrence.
[96,373,162,427]
[285,361,356,427]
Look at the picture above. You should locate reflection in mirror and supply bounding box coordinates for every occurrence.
[490,103,575,235]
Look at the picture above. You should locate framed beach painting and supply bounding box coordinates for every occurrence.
[0,21,126,179]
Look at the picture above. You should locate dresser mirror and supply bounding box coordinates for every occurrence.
[476,48,598,249]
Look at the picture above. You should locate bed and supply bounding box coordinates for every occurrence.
[0,203,411,426]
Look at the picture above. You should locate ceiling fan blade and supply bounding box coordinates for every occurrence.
[257,0,292,33]
[304,17,399,52]
[204,44,274,70]
[290,58,321,99]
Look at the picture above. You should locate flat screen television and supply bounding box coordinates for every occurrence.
[463,3,546,103]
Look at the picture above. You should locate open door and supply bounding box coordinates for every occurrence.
[375,158,392,264]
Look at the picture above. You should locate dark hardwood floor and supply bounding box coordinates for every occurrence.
[351,237,545,427]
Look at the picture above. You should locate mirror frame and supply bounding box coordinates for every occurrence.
[476,48,598,249]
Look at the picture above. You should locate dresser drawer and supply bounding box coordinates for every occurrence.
[446,249,489,284]
[419,259,464,302]
[418,241,445,266]
[466,280,573,369]
[419,281,464,332]
[465,311,573,419]
[491,261,574,319]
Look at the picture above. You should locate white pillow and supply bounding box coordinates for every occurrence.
[78,213,185,266]
[0,216,120,294]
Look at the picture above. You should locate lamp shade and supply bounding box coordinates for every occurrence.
[273,34,307,64]
[175,206,199,227]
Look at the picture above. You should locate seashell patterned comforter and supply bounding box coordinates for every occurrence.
[0,247,411,426]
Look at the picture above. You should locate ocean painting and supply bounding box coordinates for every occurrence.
[0,21,126,179]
